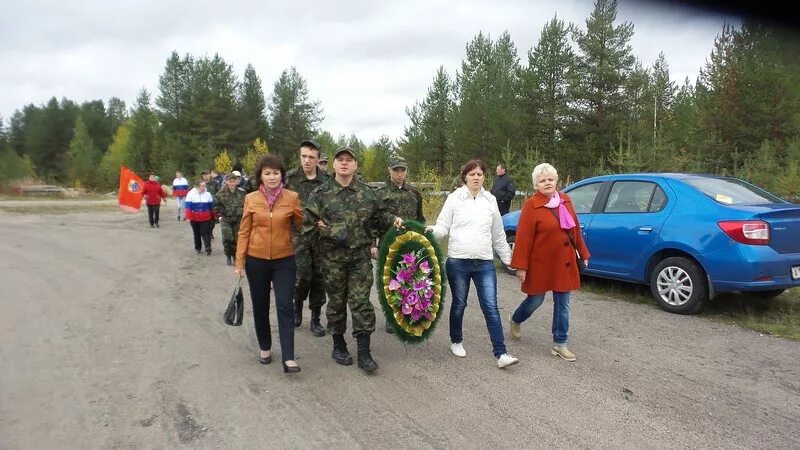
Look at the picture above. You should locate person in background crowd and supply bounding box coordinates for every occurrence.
[214,170,247,266]
[509,163,590,362]
[172,171,189,221]
[303,147,404,374]
[285,139,330,337]
[202,170,219,240]
[374,155,425,334]
[210,169,223,191]
[427,159,519,369]
[490,163,515,216]
[317,153,329,173]
[232,162,251,192]
[142,172,167,228]
[185,179,215,255]
[235,155,303,374]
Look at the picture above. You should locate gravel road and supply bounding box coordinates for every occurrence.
[1,209,798,449]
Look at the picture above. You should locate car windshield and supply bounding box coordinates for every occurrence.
[684,177,784,205]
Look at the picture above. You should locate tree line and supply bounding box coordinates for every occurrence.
[1,0,798,201]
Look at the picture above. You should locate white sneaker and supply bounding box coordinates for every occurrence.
[450,342,466,358]
[497,353,519,368]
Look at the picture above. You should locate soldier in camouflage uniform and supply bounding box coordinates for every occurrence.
[213,171,246,266]
[373,155,426,334]
[303,147,403,373]
[285,139,330,337]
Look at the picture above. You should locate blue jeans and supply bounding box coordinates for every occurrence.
[446,258,507,358]
[511,291,571,346]
[176,196,186,220]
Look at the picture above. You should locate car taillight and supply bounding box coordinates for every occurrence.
[718,220,770,245]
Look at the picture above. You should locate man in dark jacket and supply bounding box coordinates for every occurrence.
[490,163,515,216]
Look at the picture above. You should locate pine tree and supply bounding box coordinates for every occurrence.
[128,89,159,174]
[520,15,576,164]
[568,0,636,177]
[67,116,100,187]
[267,67,322,158]
[238,64,269,157]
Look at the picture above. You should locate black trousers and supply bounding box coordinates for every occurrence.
[189,220,211,251]
[146,204,161,225]
[245,255,297,361]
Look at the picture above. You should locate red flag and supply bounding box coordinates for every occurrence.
[118,166,145,213]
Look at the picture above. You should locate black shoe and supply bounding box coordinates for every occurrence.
[155,223,160,228]
[205,248,212,256]
[356,334,378,373]
[385,322,394,334]
[226,255,232,266]
[259,354,272,365]
[150,224,155,228]
[293,301,303,328]
[310,308,325,337]
[331,334,353,365]
[178,216,181,222]
[283,362,301,373]
[195,249,201,255]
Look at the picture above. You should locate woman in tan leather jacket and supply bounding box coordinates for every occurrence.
[235,155,303,373]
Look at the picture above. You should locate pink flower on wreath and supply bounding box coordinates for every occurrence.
[411,310,422,321]
[397,269,413,283]
[413,280,428,291]
[405,292,419,305]
[419,260,431,274]
[402,253,416,265]
[423,289,434,299]
[388,279,401,291]
[401,304,413,315]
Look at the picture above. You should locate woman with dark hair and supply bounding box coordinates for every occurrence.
[142,172,167,228]
[235,155,304,373]
[427,159,519,369]
[184,179,214,254]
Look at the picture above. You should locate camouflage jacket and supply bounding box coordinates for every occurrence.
[375,181,425,224]
[214,186,246,223]
[285,167,330,205]
[303,177,397,260]
[205,179,219,197]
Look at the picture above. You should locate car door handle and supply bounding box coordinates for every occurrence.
[638,226,653,232]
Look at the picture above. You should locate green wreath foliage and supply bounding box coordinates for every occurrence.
[376,219,447,344]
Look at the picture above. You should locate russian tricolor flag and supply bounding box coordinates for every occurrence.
[173,184,189,198]
[185,199,214,222]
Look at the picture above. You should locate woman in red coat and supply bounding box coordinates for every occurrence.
[509,163,590,362]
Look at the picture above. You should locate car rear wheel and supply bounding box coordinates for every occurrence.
[649,257,708,314]
[743,289,785,300]
[503,235,517,275]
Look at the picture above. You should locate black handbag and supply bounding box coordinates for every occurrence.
[224,277,244,326]
[549,209,586,272]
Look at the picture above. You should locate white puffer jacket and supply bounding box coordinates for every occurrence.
[430,186,512,265]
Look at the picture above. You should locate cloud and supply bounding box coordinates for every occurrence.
[1,0,739,142]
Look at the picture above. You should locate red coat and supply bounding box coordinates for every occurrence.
[510,191,591,295]
[142,180,166,206]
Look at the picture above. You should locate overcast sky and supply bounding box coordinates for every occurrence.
[1,0,739,143]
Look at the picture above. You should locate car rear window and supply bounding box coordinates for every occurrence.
[684,177,784,205]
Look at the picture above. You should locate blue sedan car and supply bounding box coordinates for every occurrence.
[502,174,800,314]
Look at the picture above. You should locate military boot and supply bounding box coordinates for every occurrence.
[356,334,378,373]
[293,300,303,328]
[309,308,325,337]
[331,334,353,365]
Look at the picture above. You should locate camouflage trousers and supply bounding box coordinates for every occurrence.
[220,221,240,257]
[321,257,375,337]
[294,238,326,310]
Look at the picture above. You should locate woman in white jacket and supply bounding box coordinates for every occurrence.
[427,159,519,369]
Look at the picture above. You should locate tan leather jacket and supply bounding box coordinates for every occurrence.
[235,189,303,269]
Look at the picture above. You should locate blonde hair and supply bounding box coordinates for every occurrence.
[531,163,558,187]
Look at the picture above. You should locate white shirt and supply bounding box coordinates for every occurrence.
[430,186,512,265]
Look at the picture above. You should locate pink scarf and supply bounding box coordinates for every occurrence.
[545,192,576,230]
[259,184,282,210]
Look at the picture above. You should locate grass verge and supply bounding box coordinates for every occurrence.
[579,276,800,340]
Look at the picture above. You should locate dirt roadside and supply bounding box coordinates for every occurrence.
[1,209,799,449]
